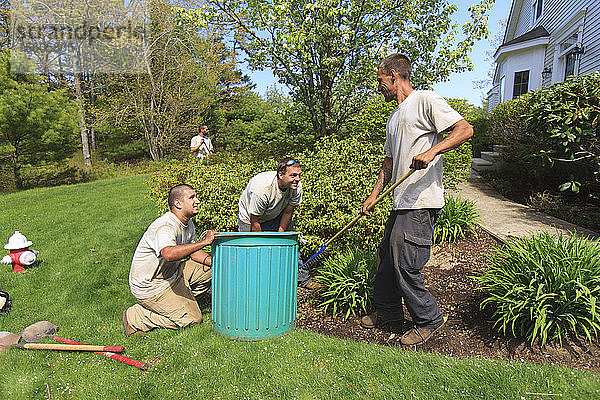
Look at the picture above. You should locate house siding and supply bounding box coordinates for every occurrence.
[489,1,599,109]
[514,1,533,37]
[538,1,599,86]
[580,5,600,75]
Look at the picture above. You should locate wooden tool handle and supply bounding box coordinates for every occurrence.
[52,335,148,370]
[324,169,416,247]
[15,343,124,352]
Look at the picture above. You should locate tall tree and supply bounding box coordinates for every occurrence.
[102,1,243,160]
[0,53,79,189]
[212,0,494,137]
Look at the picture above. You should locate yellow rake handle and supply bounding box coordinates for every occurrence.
[324,168,416,247]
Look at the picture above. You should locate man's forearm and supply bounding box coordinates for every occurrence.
[190,249,212,266]
[278,206,294,232]
[431,119,473,155]
[250,215,262,232]
[161,241,209,262]
[370,157,393,197]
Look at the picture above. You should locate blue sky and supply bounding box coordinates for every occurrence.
[242,1,512,107]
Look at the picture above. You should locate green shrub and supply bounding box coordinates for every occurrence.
[295,136,387,255]
[525,72,600,198]
[20,162,89,189]
[488,94,531,145]
[313,249,376,319]
[434,194,479,243]
[146,135,473,256]
[488,73,600,201]
[475,231,600,346]
[146,151,272,232]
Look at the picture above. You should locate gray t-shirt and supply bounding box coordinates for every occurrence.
[129,212,196,299]
[384,90,463,210]
[238,171,302,230]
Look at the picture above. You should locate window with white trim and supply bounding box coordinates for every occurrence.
[557,32,580,80]
[513,70,529,99]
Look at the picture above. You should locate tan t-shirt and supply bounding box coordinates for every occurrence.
[129,212,196,299]
[384,90,463,210]
[238,171,302,230]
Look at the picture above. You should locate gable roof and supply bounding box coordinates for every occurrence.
[500,25,550,48]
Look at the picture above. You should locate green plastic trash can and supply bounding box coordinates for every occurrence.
[211,232,299,340]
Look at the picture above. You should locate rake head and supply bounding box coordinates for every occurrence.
[301,244,327,269]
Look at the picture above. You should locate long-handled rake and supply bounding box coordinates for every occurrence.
[301,168,416,268]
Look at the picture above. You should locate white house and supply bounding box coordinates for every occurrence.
[487,0,600,112]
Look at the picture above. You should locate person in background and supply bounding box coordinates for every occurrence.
[190,125,214,160]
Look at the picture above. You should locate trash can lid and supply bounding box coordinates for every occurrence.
[213,232,300,239]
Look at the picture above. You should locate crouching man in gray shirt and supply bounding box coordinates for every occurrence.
[238,157,321,289]
[122,184,217,336]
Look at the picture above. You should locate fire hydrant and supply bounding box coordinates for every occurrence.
[1,231,38,272]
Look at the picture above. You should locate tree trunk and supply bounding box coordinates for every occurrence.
[90,125,96,153]
[11,151,22,190]
[73,46,92,169]
[89,76,97,152]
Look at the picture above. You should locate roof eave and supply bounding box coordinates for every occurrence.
[494,37,550,62]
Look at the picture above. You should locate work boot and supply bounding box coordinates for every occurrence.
[400,316,447,346]
[122,310,141,338]
[360,311,403,329]
[301,280,323,290]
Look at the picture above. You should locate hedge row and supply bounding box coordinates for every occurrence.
[146,135,472,256]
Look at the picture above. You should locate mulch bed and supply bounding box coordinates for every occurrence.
[296,226,600,372]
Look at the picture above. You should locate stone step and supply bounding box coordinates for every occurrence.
[493,144,507,153]
[480,151,501,163]
[471,157,494,172]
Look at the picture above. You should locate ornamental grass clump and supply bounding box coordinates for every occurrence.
[433,194,480,243]
[476,231,600,346]
[313,249,376,320]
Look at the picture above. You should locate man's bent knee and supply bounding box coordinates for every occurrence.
[175,308,203,328]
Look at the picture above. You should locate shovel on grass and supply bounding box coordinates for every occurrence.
[0,330,124,354]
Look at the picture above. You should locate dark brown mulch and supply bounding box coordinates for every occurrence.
[296,227,600,372]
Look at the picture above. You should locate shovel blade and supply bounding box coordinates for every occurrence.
[0,331,21,354]
[21,321,59,343]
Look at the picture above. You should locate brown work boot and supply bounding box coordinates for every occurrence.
[301,280,323,290]
[122,310,140,338]
[400,316,447,346]
[360,311,403,329]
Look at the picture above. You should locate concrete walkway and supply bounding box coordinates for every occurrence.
[452,171,599,243]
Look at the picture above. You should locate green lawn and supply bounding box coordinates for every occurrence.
[0,175,598,399]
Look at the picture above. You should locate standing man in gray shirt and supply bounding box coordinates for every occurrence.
[360,53,473,345]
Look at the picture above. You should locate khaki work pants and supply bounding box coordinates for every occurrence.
[125,260,211,332]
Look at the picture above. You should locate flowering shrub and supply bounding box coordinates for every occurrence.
[146,135,471,256]
[146,152,270,232]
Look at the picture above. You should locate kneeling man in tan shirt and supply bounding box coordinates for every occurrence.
[122,184,217,336]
